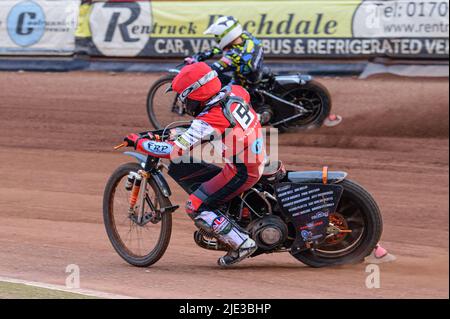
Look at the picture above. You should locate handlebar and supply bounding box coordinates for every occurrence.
[175,61,187,69]
[114,125,191,151]
[170,49,219,74]
[114,142,128,150]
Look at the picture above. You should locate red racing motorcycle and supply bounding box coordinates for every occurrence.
[103,128,383,268]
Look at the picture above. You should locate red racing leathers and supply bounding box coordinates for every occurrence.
[129,85,265,250]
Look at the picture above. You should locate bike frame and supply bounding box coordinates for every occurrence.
[123,151,348,205]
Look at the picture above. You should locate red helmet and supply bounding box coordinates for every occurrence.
[171,62,222,116]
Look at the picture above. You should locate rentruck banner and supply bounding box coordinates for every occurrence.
[0,0,80,55]
[76,0,449,59]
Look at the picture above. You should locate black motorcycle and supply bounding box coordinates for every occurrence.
[103,129,382,268]
[146,57,332,131]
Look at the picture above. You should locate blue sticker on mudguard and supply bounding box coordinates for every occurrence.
[144,141,173,155]
[301,230,312,241]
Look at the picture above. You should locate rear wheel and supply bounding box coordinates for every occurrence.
[274,80,332,131]
[146,75,190,130]
[291,179,382,268]
[103,163,172,267]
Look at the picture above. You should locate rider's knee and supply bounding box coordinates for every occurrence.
[185,194,203,218]
[185,200,196,219]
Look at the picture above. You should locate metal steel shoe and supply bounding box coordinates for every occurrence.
[323,114,343,127]
[257,109,273,126]
[217,238,258,267]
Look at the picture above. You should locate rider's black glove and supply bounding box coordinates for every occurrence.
[124,132,158,149]
[124,134,141,149]
[185,48,221,64]
[195,52,209,62]
[195,49,219,62]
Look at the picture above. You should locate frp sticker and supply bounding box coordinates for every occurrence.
[144,141,173,155]
[90,1,152,57]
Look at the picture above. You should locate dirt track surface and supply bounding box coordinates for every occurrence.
[0,71,448,299]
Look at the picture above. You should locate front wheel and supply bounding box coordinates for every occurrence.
[103,163,172,267]
[147,74,189,130]
[291,179,383,268]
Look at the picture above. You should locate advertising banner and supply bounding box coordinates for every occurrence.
[76,0,449,59]
[0,0,80,55]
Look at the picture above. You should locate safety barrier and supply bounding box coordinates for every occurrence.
[0,0,80,55]
[75,0,450,59]
[0,1,448,63]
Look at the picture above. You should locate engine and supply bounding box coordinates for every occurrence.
[193,188,288,252]
[247,215,288,251]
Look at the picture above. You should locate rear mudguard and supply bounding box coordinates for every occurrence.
[124,151,172,198]
[274,74,313,86]
[280,170,347,253]
[287,171,347,184]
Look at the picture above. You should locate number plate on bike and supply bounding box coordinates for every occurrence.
[275,183,344,251]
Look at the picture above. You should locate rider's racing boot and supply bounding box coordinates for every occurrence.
[192,210,257,267]
[218,238,258,267]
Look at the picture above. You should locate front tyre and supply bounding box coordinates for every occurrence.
[147,75,188,130]
[291,179,383,268]
[103,163,172,267]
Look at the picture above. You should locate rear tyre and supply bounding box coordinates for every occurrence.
[291,179,382,268]
[274,80,332,131]
[103,163,172,267]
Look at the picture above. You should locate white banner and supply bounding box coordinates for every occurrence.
[0,0,80,55]
[353,0,450,38]
[89,1,153,57]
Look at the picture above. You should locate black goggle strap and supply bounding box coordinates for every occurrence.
[178,70,218,103]
[222,96,248,128]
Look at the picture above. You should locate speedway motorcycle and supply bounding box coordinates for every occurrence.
[103,128,383,268]
[146,56,332,131]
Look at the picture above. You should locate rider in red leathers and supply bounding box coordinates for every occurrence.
[124,62,265,267]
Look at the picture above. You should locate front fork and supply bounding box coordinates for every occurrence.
[126,168,179,226]
[127,170,150,224]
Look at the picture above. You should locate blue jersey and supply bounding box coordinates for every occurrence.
[211,32,264,86]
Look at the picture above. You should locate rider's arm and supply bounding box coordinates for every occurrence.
[211,54,236,73]
[213,38,263,76]
[130,119,219,159]
[172,119,217,151]
[199,47,222,61]
[188,47,222,64]
[209,45,240,73]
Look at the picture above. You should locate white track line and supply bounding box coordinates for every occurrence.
[0,276,136,299]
